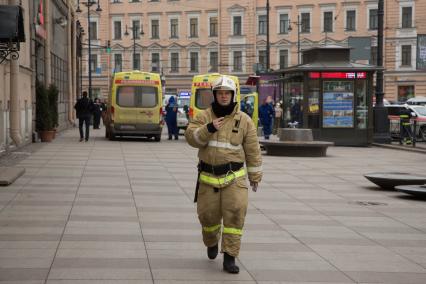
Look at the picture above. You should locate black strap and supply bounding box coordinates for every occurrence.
[199,161,244,176]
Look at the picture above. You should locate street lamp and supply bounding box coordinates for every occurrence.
[124,23,144,70]
[76,0,102,99]
[373,0,391,143]
[288,16,302,65]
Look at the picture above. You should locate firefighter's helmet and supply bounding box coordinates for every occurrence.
[212,75,237,102]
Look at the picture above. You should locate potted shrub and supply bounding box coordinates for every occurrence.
[47,84,59,137]
[36,82,55,142]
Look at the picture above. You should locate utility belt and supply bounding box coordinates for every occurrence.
[198,161,245,188]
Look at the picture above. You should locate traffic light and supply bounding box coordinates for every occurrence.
[106,40,111,54]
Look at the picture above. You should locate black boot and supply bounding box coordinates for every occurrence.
[223,252,239,274]
[207,244,218,259]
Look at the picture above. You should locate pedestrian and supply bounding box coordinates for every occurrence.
[92,98,102,129]
[185,75,262,274]
[291,99,303,127]
[259,98,274,139]
[400,104,414,145]
[74,91,94,142]
[165,96,179,140]
[273,102,283,134]
[101,99,108,126]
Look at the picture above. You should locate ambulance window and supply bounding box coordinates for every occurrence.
[117,86,157,107]
[136,86,157,108]
[117,86,135,107]
[195,88,214,109]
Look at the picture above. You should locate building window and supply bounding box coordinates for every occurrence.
[170,18,178,38]
[114,21,122,39]
[369,9,378,30]
[279,14,289,34]
[370,46,377,65]
[323,11,333,32]
[210,17,218,37]
[151,53,160,72]
[398,85,415,102]
[90,54,97,73]
[301,13,310,33]
[233,16,242,36]
[170,52,179,73]
[346,10,356,31]
[401,45,412,66]
[402,6,412,28]
[279,49,288,69]
[258,50,266,70]
[233,51,242,72]
[190,18,198,38]
[258,15,267,35]
[89,21,97,40]
[133,53,140,70]
[209,51,218,72]
[190,52,199,72]
[151,19,159,39]
[114,54,122,72]
[132,20,141,39]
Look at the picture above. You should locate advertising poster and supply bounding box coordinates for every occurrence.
[258,75,280,103]
[323,92,354,128]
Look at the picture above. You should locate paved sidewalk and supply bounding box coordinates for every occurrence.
[1,127,426,283]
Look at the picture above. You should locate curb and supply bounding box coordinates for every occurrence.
[372,143,426,154]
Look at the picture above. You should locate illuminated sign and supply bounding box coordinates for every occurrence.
[193,82,212,87]
[178,91,191,98]
[309,72,367,79]
[115,79,159,85]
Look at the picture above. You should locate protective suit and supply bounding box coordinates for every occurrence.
[165,96,179,140]
[185,75,262,274]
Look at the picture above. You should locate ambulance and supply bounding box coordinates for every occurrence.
[189,73,241,120]
[105,71,163,141]
[240,87,259,128]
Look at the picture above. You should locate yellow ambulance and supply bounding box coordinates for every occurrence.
[189,73,241,120]
[105,71,163,141]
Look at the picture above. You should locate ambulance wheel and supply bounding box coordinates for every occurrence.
[154,134,161,142]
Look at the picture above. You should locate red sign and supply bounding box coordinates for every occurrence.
[115,79,159,85]
[193,82,212,87]
[308,72,367,79]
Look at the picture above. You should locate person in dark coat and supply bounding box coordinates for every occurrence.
[165,96,179,140]
[74,91,94,142]
[259,98,274,139]
[291,99,303,127]
[92,98,102,129]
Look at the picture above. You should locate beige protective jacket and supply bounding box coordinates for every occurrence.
[185,104,262,183]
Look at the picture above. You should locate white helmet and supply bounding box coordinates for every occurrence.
[212,75,237,102]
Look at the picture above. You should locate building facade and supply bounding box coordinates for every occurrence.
[0,0,80,153]
[77,0,425,101]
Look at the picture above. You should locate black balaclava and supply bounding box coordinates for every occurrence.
[211,90,237,117]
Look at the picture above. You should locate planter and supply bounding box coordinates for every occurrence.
[39,130,55,142]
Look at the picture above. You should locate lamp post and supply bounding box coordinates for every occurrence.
[373,0,391,143]
[124,23,144,70]
[266,0,270,71]
[76,0,102,99]
[288,16,302,65]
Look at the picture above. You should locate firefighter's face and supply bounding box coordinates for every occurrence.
[215,90,233,106]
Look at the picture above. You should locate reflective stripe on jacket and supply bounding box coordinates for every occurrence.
[185,104,262,183]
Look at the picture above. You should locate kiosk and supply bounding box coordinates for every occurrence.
[272,46,379,146]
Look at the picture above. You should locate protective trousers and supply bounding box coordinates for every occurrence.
[197,178,248,257]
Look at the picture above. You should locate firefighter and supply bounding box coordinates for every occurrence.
[185,75,262,274]
[400,104,413,145]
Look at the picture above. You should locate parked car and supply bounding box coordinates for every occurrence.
[386,104,426,141]
[406,96,426,106]
[177,95,190,132]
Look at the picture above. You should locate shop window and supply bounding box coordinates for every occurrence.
[355,80,367,129]
[307,79,320,129]
[398,85,415,102]
[323,81,354,128]
[283,78,303,128]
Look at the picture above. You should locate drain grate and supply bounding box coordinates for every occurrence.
[350,201,388,206]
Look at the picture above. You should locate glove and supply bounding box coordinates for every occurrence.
[250,181,258,192]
